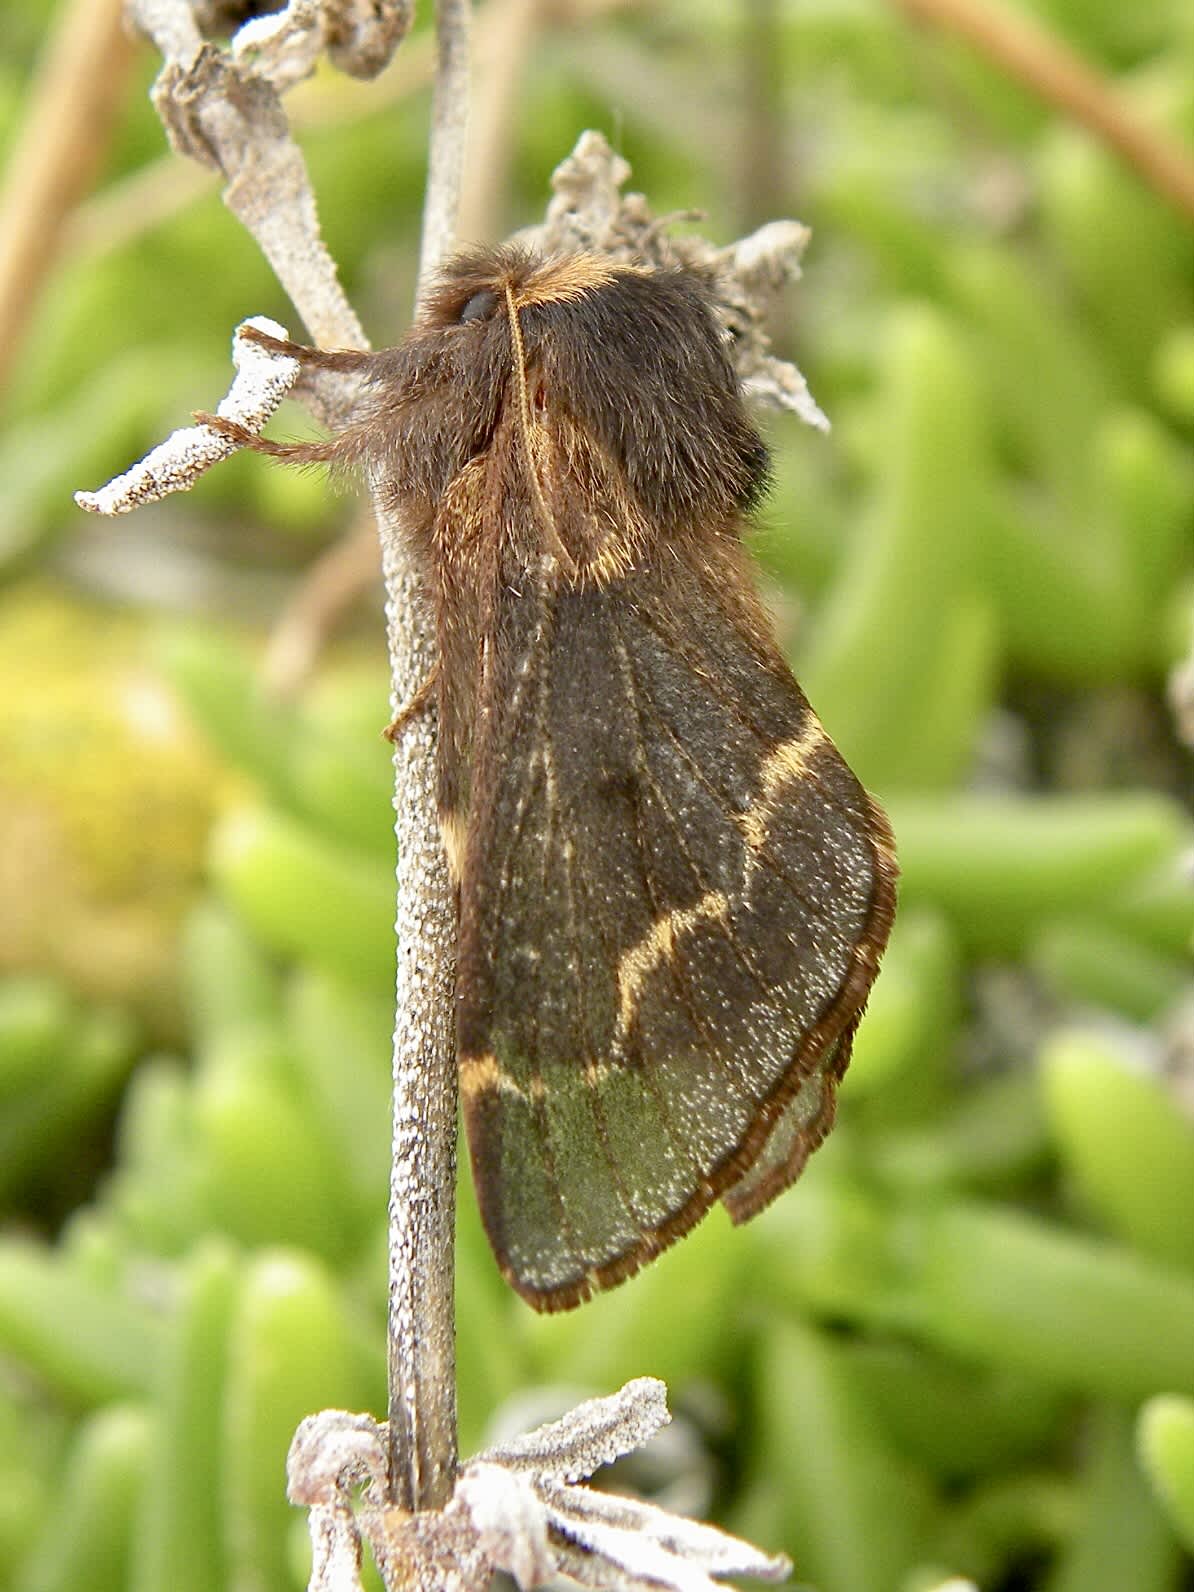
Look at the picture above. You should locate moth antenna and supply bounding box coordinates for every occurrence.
[193,410,340,463]
[503,282,577,579]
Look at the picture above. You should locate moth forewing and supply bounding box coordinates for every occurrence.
[234,246,897,1311]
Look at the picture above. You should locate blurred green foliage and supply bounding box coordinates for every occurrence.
[1,1,1193,1589]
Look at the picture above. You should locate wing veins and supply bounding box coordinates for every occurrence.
[612,627,791,1066]
[480,584,556,930]
[646,702,842,919]
[559,763,699,1199]
[557,803,650,1237]
[465,579,587,1289]
[571,840,701,1199]
[520,649,587,1287]
[540,630,647,1235]
[614,668,745,1088]
[633,604,868,827]
[490,753,548,922]
[584,635,744,1194]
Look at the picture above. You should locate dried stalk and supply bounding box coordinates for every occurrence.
[0,0,135,392]
[455,0,542,244]
[417,0,472,306]
[66,0,648,270]
[80,0,461,1512]
[288,1380,791,1592]
[384,0,471,1517]
[892,0,1194,222]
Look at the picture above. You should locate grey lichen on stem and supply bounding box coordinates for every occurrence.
[383,0,472,1517]
[75,314,301,512]
[124,0,417,362]
[381,511,459,1511]
[519,130,825,429]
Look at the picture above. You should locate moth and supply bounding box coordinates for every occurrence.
[210,247,897,1311]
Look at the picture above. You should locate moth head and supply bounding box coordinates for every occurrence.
[358,246,769,528]
[351,251,523,512]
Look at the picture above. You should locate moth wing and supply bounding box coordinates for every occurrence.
[455,560,895,1310]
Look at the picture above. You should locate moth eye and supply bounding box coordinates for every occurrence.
[459,288,499,324]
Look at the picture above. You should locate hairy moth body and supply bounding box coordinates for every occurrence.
[223,247,897,1311]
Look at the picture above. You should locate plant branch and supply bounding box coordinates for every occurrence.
[739,0,787,232]
[384,0,472,1516]
[75,315,301,512]
[128,0,374,358]
[77,0,462,1526]
[417,0,473,307]
[891,0,1194,223]
[288,1381,791,1592]
[65,0,649,278]
[456,0,542,244]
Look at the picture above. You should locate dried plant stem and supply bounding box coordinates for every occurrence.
[384,0,472,1514]
[739,0,787,232]
[456,0,542,244]
[113,0,461,1513]
[892,0,1194,222]
[383,525,460,1512]
[128,0,368,364]
[67,0,648,275]
[0,0,135,392]
[417,0,473,308]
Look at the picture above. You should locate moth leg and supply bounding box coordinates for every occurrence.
[233,325,313,360]
[383,660,441,742]
[192,409,347,464]
[194,335,379,459]
[235,324,378,374]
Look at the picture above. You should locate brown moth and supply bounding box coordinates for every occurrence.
[210,247,897,1312]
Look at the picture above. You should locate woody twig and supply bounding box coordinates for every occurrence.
[385,0,468,1516]
[0,0,135,395]
[892,0,1194,223]
[76,0,462,1516]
